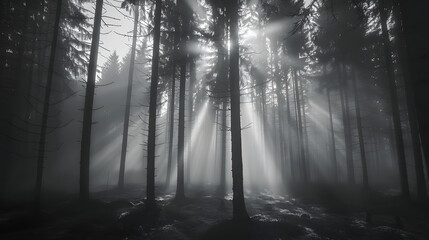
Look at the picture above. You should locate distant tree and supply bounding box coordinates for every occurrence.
[118,0,141,190]
[100,51,120,85]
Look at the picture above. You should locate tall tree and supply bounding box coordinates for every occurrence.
[80,0,103,202]
[176,0,191,201]
[228,0,250,222]
[118,0,140,190]
[34,0,63,212]
[146,0,162,207]
[394,0,427,200]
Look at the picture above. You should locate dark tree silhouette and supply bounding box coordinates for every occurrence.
[146,0,162,207]
[228,0,250,222]
[80,0,104,202]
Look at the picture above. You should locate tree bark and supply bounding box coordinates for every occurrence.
[228,0,249,222]
[146,0,162,206]
[80,0,103,202]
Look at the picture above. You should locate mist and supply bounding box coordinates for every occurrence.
[1,0,429,239]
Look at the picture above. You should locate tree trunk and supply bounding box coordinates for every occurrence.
[327,88,338,183]
[293,70,307,182]
[186,57,196,183]
[337,63,354,184]
[166,9,180,186]
[146,0,162,207]
[379,0,410,198]
[176,0,190,201]
[398,0,429,186]
[80,0,103,202]
[219,100,227,196]
[35,0,63,211]
[118,2,140,190]
[393,0,427,200]
[228,0,249,222]
[351,70,369,189]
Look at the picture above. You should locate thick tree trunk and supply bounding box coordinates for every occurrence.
[398,0,429,184]
[146,0,162,206]
[80,0,103,202]
[35,0,63,211]
[118,3,140,190]
[228,0,249,222]
[351,71,369,189]
[379,0,410,198]
[393,0,427,200]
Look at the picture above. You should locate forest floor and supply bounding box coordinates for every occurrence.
[1,184,429,239]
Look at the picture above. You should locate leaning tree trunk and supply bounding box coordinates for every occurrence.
[379,0,410,198]
[35,0,63,212]
[80,0,103,202]
[146,0,162,207]
[118,2,140,190]
[228,0,249,222]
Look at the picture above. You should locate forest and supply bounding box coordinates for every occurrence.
[1,0,429,239]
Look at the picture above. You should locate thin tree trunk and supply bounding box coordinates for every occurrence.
[327,88,338,183]
[293,70,307,182]
[351,70,369,189]
[118,2,140,190]
[80,0,103,202]
[379,0,410,198]
[146,0,162,207]
[300,78,310,180]
[186,58,195,183]
[35,0,63,211]
[337,63,354,184]
[166,10,180,186]
[219,100,227,196]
